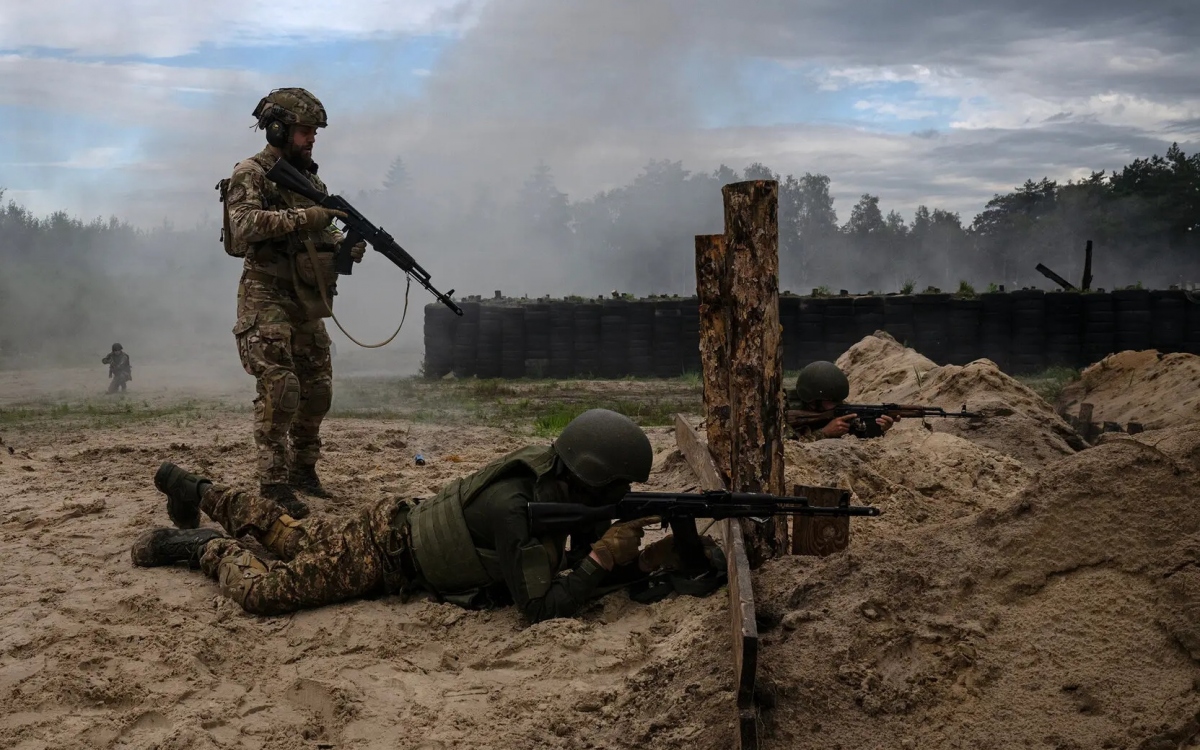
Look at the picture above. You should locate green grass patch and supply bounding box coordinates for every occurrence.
[1015,366,1080,404]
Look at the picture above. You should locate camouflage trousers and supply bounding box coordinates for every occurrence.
[197,483,411,616]
[233,275,333,485]
[107,373,130,393]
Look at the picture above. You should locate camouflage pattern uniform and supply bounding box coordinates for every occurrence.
[197,483,405,615]
[191,445,617,619]
[227,150,340,486]
[102,347,132,393]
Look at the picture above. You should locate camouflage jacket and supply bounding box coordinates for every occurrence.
[225,147,341,277]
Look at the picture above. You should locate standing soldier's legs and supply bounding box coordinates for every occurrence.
[196,485,391,615]
[234,286,309,516]
[289,319,333,493]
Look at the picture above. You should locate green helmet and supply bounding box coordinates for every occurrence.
[112,343,122,352]
[795,361,849,404]
[252,88,328,129]
[554,409,653,487]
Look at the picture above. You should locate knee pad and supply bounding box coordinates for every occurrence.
[216,550,271,606]
[306,376,332,414]
[264,368,301,416]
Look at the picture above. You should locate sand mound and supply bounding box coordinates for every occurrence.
[785,429,1030,544]
[755,438,1200,749]
[1059,349,1200,430]
[836,332,1085,469]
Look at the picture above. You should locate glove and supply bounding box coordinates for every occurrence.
[300,205,346,228]
[345,239,367,263]
[591,516,659,569]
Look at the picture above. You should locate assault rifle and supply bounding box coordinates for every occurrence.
[265,157,462,316]
[786,403,982,439]
[529,489,880,584]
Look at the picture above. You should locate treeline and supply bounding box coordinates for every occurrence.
[2,144,1197,361]
[362,143,1200,295]
[0,194,237,362]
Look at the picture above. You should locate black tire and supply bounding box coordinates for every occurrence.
[476,305,504,378]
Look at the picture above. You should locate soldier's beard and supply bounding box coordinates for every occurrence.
[283,143,313,171]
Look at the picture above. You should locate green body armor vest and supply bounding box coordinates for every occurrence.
[407,445,559,596]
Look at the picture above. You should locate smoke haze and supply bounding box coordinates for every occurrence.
[1,0,1197,373]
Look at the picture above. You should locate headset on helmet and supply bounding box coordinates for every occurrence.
[251,88,327,148]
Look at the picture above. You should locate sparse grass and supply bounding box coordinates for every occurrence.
[328,374,704,431]
[956,280,976,297]
[986,282,1001,293]
[0,397,221,428]
[901,279,916,295]
[1015,366,1080,405]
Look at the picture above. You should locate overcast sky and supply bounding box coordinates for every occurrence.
[2,0,1197,227]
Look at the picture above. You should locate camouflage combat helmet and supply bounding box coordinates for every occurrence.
[795,361,850,404]
[112,343,123,352]
[554,409,653,487]
[252,88,328,129]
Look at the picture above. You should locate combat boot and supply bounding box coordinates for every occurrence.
[261,483,310,520]
[130,527,225,568]
[288,465,332,498]
[154,461,210,529]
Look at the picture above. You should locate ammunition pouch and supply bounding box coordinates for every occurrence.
[292,242,337,319]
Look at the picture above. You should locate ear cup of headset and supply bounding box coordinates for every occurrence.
[265,119,289,148]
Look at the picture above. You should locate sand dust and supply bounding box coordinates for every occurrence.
[4,337,1200,749]
[1059,350,1200,431]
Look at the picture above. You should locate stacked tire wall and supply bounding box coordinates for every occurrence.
[422,290,1200,378]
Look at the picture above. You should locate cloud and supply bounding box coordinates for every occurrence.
[0,0,480,57]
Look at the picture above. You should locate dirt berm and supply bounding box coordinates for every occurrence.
[1060,350,1200,431]
[759,427,1200,749]
[834,331,1086,470]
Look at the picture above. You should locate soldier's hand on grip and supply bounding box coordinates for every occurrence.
[590,516,660,570]
[346,239,367,263]
[300,205,347,228]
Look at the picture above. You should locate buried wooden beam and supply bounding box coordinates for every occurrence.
[674,414,759,750]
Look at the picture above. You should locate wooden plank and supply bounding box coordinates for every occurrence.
[674,415,759,749]
[791,484,851,556]
[674,413,726,492]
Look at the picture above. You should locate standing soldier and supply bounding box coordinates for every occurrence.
[218,88,365,518]
[101,343,132,393]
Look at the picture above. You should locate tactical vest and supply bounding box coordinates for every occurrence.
[222,150,329,279]
[407,445,558,595]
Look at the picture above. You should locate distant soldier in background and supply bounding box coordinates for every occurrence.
[102,343,132,393]
[217,87,365,519]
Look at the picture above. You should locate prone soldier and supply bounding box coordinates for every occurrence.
[130,410,714,622]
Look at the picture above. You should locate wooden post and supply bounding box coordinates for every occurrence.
[1082,240,1094,291]
[791,484,852,556]
[674,415,759,750]
[696,234,732,484]
[722,180,788,562]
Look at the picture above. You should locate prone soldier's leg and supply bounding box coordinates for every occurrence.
[196,503,389,616]
[289,319,333,473]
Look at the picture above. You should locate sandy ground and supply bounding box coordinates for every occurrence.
[1059,349,1200,430]
[4,338,1200,749]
